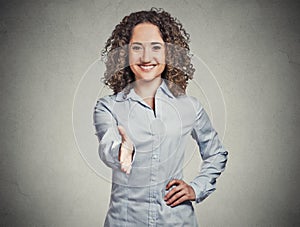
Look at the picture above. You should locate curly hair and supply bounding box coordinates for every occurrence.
[101,7,195,97]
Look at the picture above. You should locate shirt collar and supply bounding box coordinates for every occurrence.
[159,79,175,99]
[115,79,175,102]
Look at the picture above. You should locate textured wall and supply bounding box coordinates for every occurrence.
[1,0,299,226]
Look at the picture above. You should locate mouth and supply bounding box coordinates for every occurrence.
[138,64,157,71]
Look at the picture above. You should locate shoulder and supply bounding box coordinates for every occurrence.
[172,94,205,123]
[176,94,204,112]
[94,94,118,111]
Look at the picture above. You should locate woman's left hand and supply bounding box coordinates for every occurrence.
[164,179,196,207]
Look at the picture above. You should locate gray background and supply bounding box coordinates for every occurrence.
[1,0,299,226]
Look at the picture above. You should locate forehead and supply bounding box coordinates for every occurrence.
[130,23,163,43]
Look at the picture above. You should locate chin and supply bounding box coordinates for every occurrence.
[134,74,162,82]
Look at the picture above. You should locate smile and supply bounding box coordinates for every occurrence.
[138,64,156,71]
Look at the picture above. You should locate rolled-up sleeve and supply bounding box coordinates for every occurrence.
[93,97,123,170]
[189,98,228,203]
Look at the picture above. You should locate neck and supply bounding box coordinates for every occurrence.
[134,77,162,99]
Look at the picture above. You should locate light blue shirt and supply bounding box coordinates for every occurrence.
[93,79,228,226]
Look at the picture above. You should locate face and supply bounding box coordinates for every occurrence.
[129,23,166,81]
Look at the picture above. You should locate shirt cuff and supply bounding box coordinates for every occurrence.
[189,181,210,203]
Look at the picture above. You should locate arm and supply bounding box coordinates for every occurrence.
[93,97,135,174]
[164,98,228,207]
[189,98,228,203]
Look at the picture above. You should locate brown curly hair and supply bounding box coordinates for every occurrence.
[101,7,195,97]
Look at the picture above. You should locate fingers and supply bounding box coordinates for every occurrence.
[118,125,134,175]
[164,179,196,207]
[164,185,184,206]
[119,147,133,174]
[167,193,188,207]
[166,179,181,190]
[120,162,132,175]
[164,180,182,201]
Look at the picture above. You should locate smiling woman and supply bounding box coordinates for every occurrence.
[129,23,166,83]
[129,23,166,109]
[101,8,195,97]
[93,7,228,227]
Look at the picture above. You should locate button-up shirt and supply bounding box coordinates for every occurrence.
[93,79,228,226]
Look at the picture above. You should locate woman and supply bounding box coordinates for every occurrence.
[93,8,228,226]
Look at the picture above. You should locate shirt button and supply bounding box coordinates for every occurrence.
[152,154,158,159]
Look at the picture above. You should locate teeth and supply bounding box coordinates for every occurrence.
[140,65,155,70]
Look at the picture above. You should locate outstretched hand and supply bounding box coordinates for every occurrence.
[164,179,196,207]
[117,125,134,175]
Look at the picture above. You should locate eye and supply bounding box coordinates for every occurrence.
[131,45,143,51]
[152,45,162,51]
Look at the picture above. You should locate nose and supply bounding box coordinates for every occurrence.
[141,46,151,63]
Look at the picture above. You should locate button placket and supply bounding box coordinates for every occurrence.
[148,94,164,225]
[148,131,160,225]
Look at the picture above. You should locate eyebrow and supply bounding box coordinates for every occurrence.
[131,42,164,46]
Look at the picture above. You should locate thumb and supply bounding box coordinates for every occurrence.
[117,125,128,142]
[118,125,133,152]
